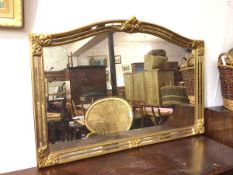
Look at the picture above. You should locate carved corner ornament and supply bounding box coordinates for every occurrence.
[130,138,143,148]
[121,16,142,33]
[194,119,204,134]
[192,40,205,57]
[38,146,59,167]
[30,34,52,56]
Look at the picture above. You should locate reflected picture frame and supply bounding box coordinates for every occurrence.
[115,55,121,64]
[0,0,24,28]
[88,55,108,66]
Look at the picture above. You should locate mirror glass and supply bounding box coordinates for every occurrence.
[43,32,195,151]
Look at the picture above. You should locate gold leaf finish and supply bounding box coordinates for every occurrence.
[195,119,205,134]
[30,17,204,168]
[38,146,49,159]
[38,146,59,167]
[130,138,143,148]
[192,41,205,56]
[121,16,142,33]
[30,34,52,56]
[39,153,59,167]
[197,47,205,57]
[192,40,204,49]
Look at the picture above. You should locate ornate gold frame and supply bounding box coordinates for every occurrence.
[0,0,23,28]
[30,17,204,168]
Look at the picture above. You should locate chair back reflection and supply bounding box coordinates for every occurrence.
[129,101,146,127]
[85,97,133,135]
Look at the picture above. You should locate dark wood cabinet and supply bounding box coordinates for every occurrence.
[205,106,233,148]
[65,66,107,105]
[45,71,65,82]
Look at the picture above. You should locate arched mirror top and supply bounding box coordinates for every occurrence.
[30,17,204,56]
[30,17,204,168]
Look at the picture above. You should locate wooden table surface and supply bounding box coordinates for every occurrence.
[3,136,233,175]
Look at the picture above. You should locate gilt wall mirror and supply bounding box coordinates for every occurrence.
[30,17,204,168]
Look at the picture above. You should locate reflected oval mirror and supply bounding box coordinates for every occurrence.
[30,17,204,168]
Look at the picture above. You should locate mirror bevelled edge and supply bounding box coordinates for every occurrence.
[29,17,204,168]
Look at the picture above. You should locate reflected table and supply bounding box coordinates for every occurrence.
[47,112,62,122]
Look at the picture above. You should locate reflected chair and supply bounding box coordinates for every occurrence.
[143,105,173,125]
[129,101,146,128]
[68,99,86,127]
[85,97,133,135]
[160,85,190,107]
[79,92,106,115]
[130,100,173,127]
[56,100,85,141]
[71,100,86,117]
[79,96,92,115]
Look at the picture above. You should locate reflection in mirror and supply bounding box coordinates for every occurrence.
[43,32,195,150]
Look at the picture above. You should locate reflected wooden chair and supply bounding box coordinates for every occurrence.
[85,97,133,136]
[79,96,92,116]
[78,92,106,116]
[67,100,85,127]
[60,100,85,141]
[129,101,146,128]
[71,100,85,116]
[66,99,88,118]
[143,105,173,125]
[129,101,173,127]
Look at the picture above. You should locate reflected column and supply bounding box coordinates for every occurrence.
[108,32,117,96]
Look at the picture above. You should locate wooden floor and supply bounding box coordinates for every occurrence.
[3,136,233,175]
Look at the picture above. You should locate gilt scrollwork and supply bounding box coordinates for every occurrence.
[30,34,52,56]
[38,146,49,159]
[38,146,59,167]
[130,138,143,148]
[194,119,204,134]
[39,154,59,167]
[192,41,204,57]
[121,16,142,33]
[197,47,204,57]
[31,17,204,168]
[192,40,203,49]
